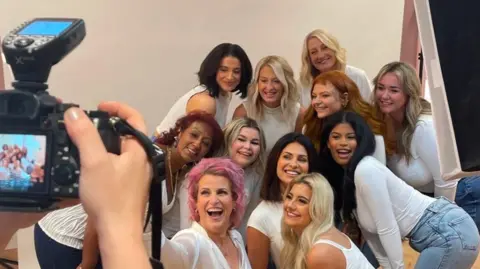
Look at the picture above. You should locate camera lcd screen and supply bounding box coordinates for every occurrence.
[0,134,47,194]
[18,21,73,36]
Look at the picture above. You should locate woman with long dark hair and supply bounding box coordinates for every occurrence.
[318,110,479,269]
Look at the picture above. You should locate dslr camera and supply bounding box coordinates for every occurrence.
[0,18,121,211]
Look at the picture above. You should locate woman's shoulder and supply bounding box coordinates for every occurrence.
[250,201,281,218]
[355,156,386,177]
[345,65,368,77]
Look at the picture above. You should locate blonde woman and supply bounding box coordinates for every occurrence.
[299,29,372,107]
[373,61,480,230]
[281,173,373,269]
[220,117,267,240]
[233,55,304,154]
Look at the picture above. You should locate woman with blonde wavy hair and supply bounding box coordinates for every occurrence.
[220,117,267,240]
[233,55,304,154]
[373,61,480,229]
[298,29,372,107]
[281,173,373,269]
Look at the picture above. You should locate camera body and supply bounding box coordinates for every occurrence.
[0,18,120,210]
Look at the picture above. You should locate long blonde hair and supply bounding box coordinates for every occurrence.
[299,29,347,89]
[280,173,335,269]
[219,117,266,174]
[372,61,431,162]
[247,55,299,124]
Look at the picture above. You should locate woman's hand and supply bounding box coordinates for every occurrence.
[64,101,151,229]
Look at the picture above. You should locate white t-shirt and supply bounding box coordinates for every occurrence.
[388,114,457,200]
[246,201,283,268]
[161,222,251,269]
[299,65,373,108]
[154,85,232,136]
[354,156,436,269]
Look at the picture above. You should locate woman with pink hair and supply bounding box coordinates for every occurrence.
[160,157,251,269]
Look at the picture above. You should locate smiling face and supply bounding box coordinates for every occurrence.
[283,183,312,234]
[307,37,337,73]
[327,123,358,167]
[176,121,213,163]
[216,56,242,93]
[276,142,309,187]
[229,127,261,168]
[196,174,235,234]
[311,82,344,119]
[258,65,284,108]
[375,72,408,115]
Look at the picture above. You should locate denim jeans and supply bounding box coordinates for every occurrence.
[408,197,480,269]
[455,176,480,231]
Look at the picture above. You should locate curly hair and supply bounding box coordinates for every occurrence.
[186,157,246,229]
[153,110,223,157]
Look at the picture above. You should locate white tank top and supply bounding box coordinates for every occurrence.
[314,235,374,269]
[154,85,232,136]
[243,101,301,154]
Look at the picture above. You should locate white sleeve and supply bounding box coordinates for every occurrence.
[355,70,373,102]
[372,135,387,165]
[179,180,192,230]
[355,160,405,269]
[160,231,199,269]
[247,204,269,236]
[361,229,391,269]
[415,121,457,200]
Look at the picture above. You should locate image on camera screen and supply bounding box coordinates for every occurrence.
[0,134,47,193]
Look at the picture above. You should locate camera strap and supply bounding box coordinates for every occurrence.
[109,117,165,267]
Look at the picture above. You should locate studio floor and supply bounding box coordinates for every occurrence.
[1,233,480,268]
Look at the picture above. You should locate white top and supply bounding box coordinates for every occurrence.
[163,177,189,238]
[243,101,301,154]
[154,85,232,135]
[388,114,457,200]
[237,167,263,241]
[314,235,374,269]
[354,156,436,269]
[373,135,386,165]
[246,201,283,268]
[299,65,373,108]
[38,204,87,249]
[160,222,251,269]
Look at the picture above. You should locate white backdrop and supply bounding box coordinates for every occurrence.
[0,0,405,134]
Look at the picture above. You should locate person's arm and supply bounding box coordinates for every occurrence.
[295,107,306,132]
[356,69,373,102]
[355,159,404,269]
[79,218,100,269]
[306,243,345,269]
[97,220,151,269]
[246,227,270,269]
[415,120,457,200]
[232,104,247,119]
[160,231,200,268]
[372,135,387,165]
[186,92,216,115]
[361,229,391,269]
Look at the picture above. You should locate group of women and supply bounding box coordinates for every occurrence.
[32,28,480,269]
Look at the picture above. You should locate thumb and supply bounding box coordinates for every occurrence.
[64,107,109,168]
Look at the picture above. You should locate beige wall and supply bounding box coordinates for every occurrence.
[0,0,404,134]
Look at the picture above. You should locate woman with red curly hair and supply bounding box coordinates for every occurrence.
[160,157,250,269]
[34,111,223,269]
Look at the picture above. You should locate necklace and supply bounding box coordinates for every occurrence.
[167,147,181,198]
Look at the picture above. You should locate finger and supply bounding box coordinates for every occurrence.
[64,107,109,168]
[97,101,147,134]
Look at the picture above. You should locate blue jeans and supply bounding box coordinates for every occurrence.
[34,224,103,269]
[408,197,480,269]
[455,176,480,231]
